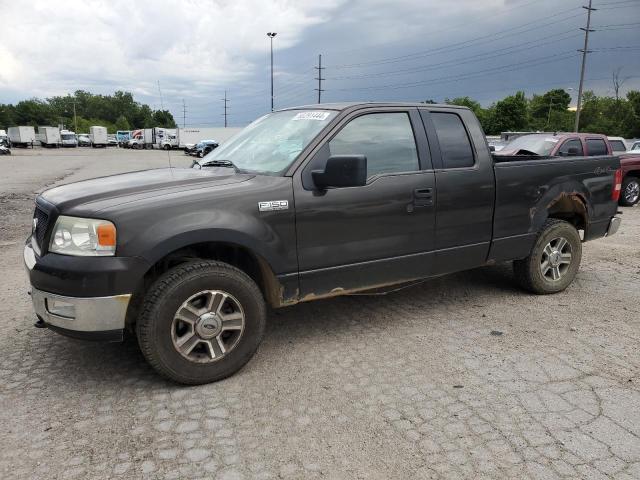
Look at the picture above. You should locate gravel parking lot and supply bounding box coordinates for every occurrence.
[1,147,639,479]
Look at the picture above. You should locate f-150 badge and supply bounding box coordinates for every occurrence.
[258,200,289,211]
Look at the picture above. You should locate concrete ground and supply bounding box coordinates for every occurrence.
[0,147,638,479]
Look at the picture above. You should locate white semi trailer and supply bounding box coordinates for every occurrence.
[175,127,242,149]
[8,126,36,147]
[37,126,61,147]
[89,126,108,147]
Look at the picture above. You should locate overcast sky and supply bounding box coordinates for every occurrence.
[0,0,638,126]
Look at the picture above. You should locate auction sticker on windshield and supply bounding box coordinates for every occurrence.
[292,111,331,121]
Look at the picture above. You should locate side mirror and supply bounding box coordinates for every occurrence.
[312,155,367,189]
[489,145,496,152]
[567,147,579,156]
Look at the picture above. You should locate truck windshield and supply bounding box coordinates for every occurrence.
[504,134,559,155]
[61,134,75,140]
[201,110,337,174]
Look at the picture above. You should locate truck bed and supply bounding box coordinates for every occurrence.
[489,154,620,262]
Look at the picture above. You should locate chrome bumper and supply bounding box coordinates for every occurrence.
[30,287,131,333]
[606,216,621,237]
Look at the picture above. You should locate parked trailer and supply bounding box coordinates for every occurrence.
[8,126,36,147]
[90,126,108,148]
[143,128,155,149]
[176,127,242,149]
[37,126,61,147]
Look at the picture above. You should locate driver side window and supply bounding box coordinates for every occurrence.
[328,112,419,178]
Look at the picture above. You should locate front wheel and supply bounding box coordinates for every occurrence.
[514,219,582,294]
[620,176,640,206]
[136,261,266,384]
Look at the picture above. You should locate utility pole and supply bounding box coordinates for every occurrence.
[574,0,595,132]
[222,90,229,127]
[314,54,325,103]
[157,80,165,110]
[267,32,277,111]
[182,99,186,128]
[73,101,78,133]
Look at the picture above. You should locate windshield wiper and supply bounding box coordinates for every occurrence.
[201,159,239,172]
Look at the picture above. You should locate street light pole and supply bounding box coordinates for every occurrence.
[267,32,277,111]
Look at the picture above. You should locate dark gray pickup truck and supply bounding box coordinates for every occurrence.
[24,103,623,384]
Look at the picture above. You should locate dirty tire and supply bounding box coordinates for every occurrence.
[513,219,582,295]
[620,176,640,207]
[136,261,266,384]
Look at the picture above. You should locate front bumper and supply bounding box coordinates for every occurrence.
[31,287,130,341]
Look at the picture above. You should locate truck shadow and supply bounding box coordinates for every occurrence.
[40,263,520,388]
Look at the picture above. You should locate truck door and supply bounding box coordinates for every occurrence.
[419,108,495,274]
[293,108,436,299]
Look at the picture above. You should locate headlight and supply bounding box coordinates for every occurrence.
[49,216,116,256]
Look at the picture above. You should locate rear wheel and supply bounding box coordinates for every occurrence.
[620,176,640,206]
[514,219,582,294]
[136,261,266,384]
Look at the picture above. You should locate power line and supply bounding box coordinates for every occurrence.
[327,8,583,70]
[327,31,582,81]
[314,54,325,103]
[332,51,580,92]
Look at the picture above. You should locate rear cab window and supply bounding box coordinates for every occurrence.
[609,140,627,152]
[586,138,608,156]
[430,112,475,168]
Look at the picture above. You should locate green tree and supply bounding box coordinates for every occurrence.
[152,110,177,128]
[485,91,528,134]
[114,115,130,131]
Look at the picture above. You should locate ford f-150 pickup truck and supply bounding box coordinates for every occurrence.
[24,103,623,384]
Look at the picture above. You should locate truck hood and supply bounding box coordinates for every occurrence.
[41,168,253,213]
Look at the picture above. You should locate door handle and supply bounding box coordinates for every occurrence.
[414,188,432,199]
[413,188,433,207]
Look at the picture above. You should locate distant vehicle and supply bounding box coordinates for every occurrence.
[154,128,178,150]
[627,141,640,153]
[60,130,78,147]
[143,128,155,149]
[8,126,36,147]
[116,130,131,146]
[37,126,61,147]
[177,127,224,150]
[89,126,108,148]
[107,134,118,147]
[77,134,91,147]
[607,137,628,153]
[194,140,219,157]
[0,145,10,155]
[619,154,640,206]
[127,137,145,149]
[495,133,612,157]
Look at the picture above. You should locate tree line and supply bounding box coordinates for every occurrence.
[432,88,640,138]
[0,90,177,133]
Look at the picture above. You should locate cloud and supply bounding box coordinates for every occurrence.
[0,0,638,126]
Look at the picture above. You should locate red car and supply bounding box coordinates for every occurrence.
[495,132,612,157]
[619,154,640,206]
[496,133,639,206]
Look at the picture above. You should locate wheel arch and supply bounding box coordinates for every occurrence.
[125,238,290,331]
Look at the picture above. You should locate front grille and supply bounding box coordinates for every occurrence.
[33,207,50,249]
